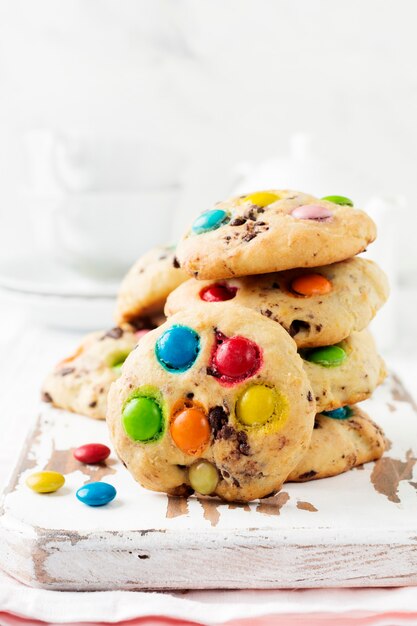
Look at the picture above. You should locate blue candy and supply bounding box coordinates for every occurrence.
[322,406,352,420]
[155,325,200,372]
[192,209,229,234]
[76,481,116,507]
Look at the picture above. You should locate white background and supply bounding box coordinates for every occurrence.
[1,0,417,268]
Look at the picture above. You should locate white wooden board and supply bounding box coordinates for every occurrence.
[1,373,417,591]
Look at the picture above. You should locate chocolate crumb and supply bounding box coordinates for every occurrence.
[172,256,180,268]
[102,327,124,340]
[230,217,246,227]
[89,401,97,408]
[41,391,53,403]
[186,392,194,399]
[237,431,251,456]
[263,309,273,318]
[299,470,318,480]
[59,367,75,377]
[208,406,229,438]
[315,324,323,332]
[243,232,257,242]
[307,390,313,402]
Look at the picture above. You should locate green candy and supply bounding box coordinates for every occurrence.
[321,195,354,207]
[122,396,162,442]
[305,345,347,367]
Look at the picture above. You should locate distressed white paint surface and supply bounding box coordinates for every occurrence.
[1,374,417,590]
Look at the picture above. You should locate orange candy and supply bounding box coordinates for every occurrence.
[290,273,332,297]
[170,407,211,455]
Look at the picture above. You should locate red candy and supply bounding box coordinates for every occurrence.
[200,283,237,302]
[212,335,261,383]
[73,443,111,465]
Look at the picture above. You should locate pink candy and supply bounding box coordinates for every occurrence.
[291,205,333,221]
[135,329,152,340]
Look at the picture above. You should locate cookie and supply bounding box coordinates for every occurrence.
[115,245,189,325]
[302,330,386,412]
[175,190,376,279]
[165,257,388,348]
[107,304,316,502]
[288,405,385,481]
[42,325,144,420]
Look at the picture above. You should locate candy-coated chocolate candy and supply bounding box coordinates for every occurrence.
[170,407,210,455]
[189,460,219,495]
[291,205,333,221]
[200,283,237,302]
[322,406,353,419]
[109,350,130,374]
[321,195,354,207]
[26,471,65,493]
[156,325,200,372]
[76,481,116,507]
[305,345,347,367]
[122,396,163,441]
[73,443,111,464]
[192,209,229,234]
[291,273,332,296]
[236,385,276,426]
[241,191,280,207]
[212,335,261,382]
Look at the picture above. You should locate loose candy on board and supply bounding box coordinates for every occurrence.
[76,481,116,507]
[322,406,353,420]
[122,394,163,442]
[321,195,354,206]
[192,209,229,234]
[290,274,332,297]
[291,205,333,221]
[188,459,219,495]
[155,325,200,372]
[73,443,111,464]
[304,345,347,367]
[26,471,65,494]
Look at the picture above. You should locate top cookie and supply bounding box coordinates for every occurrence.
[176,190,376,279]
[115,245,189,325]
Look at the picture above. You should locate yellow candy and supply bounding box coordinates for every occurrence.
[189,460,219,495]
[26,471,65,493]
[241,191,280,208]
[236,384,288,428]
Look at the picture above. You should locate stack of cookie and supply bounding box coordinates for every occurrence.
[44,189,390,503]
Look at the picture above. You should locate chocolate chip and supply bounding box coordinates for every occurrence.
[208,406,229,438]
[237,431,251,456]
[221,425,235,440]
[298,470,317,480]
[89,401,97,408]
[172,256,180,268]
[243,232,257,242]
[186,392,194,399]
[288,319,310,337]
[42,391,53,403]
[307,390,313,402]
[262,309,273,318]
[315,324,323,332]
[102,327,124,340]
[230,217,246,227]
[59,367,75,377]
